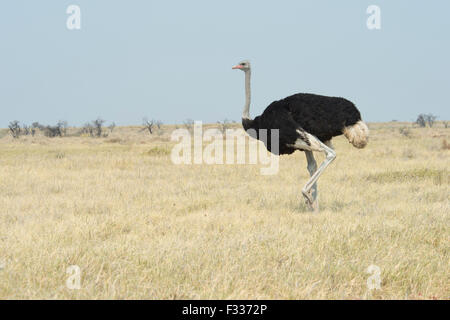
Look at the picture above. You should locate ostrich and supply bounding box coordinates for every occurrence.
[232,60,369,211]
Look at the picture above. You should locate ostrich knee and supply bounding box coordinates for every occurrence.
[325,148,336,162]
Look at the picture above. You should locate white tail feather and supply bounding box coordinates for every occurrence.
[343,121,369,149]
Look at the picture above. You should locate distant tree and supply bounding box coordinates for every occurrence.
[81,122,95,137]
[142,117,154,134]
[217,119,231,134]
[79,119,105,137]
[416,114,426,127]
[108,122,116,133]
[8,121,21,138]
[43,126,57,137]
[43,125,61,137]
[92,118,105,137]
[425,114,437,127]
[31,122,41,129]
[31,122,42,136]
[57,120,68,136]
[416,113,438,128]
[22,124,30,136]
[183,119,194,132]
[443,121,449,128]
[42,121,68,138]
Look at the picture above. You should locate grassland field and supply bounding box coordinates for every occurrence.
[0,122,448,299]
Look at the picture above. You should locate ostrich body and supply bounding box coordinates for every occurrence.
[232,60,369,211]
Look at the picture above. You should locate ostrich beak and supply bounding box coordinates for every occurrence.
[232,65,243,70]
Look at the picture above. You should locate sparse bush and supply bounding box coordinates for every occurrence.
[8,121,21,138]
[39,121,68,138]
[399,127,412,138]
[183,119,194,132]
[55,152,65,159]
[31,122,41,129]
[81,123,95,137]
[31,122,46,136]
[144,146,171,156]
[142,118,163,135]
[217,119,231,135]
[442,139,450,150]
[425,114,437,127]
[80,118,107,137]
[142,118,155,134]
[108,122,116,133]
[43,125,62,137]
[57,121,68,136]
[30,122,41,136]
[416,114,426,127]
[416,113,438,127]
[443,121,449,128]
[22,124,30,136]
[93,118,105,137]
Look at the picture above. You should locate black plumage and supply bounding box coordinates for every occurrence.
[242,93,362,155]
[233,60,368,211]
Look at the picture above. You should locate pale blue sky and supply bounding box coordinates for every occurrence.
[1,0,449,128]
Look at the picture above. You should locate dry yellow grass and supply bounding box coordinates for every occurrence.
[0,122,448,299]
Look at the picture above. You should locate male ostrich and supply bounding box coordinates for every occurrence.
[232,60,369,211]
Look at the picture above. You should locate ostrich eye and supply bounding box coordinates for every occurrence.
[241,63,245,66]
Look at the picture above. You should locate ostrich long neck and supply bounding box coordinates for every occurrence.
[242,69,252,120]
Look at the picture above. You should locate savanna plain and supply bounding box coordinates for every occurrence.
[0,122,448,299]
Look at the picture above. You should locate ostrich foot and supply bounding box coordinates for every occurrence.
[302,189,313,205]
[302,189,319,212]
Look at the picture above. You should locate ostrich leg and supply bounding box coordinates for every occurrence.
[301,137,336,210]
[304,151,318,211]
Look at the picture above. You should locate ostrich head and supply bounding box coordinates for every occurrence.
[232,60,252,121]
[232,60,251,72]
